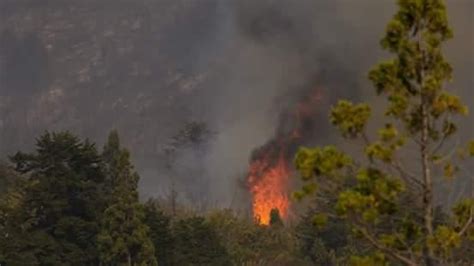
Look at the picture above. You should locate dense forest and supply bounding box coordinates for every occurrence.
[1,0,473,265]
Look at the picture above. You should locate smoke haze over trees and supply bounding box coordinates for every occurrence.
[0,0,472,208]
[0,1,473,264]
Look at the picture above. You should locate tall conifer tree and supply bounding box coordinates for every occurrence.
[98,130,157,266]
[294,1,473,265]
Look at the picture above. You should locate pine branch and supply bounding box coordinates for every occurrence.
[353,224,418,266]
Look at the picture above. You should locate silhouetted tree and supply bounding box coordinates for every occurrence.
[172,216,230,265]
[294,0,473,264]
[4,132,106,265]
[269,208,283,226]
[98,130,157,265]
[144,199,174,266]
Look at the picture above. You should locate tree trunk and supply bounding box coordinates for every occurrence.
[127,251,132,266]
[421,102,435,266]
[171,185,177,217]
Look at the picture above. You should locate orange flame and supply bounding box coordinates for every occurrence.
[247,149,289,225]
[247,87,324,225]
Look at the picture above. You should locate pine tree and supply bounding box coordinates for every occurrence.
[172,216,230,266]
[0,165,41,265]
[294,0,473,265]
[98,130,157,266]
[4,131,106,265]
[144,200,174,266]
[0,161,19,194]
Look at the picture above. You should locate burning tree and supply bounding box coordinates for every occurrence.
[247,141,291,225]
[294,0,473,265]
[247,87,324,225]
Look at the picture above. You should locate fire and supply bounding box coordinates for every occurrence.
[247,147,290,225]
[246,87,324,225]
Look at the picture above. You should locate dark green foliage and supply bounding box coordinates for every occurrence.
[297,214,349,256]
[172,216,230,266]
[0,174,40,265]
[206,209,308,265]
[144,200,174,266]
[269,208,283,226]
[0,130,324,266]
[305,238,336,266]
[98,130,157,266]
[2,131,106,265]
[0,162,19,194]
[296,197,356,266]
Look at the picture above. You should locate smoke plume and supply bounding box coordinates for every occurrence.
[0,0,472,208]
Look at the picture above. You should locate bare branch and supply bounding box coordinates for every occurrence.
[361,131,371,146]
[431,114,455,155]
[431,132,449,156]
[431,139,460,165]
[458,206,473,237]
[391,159,423,188]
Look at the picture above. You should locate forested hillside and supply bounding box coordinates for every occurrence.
[0,0,217,155]
[0,0,473,265]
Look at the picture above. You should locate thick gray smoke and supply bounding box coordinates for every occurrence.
[0,0,472,208]
[199,0,473,208]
